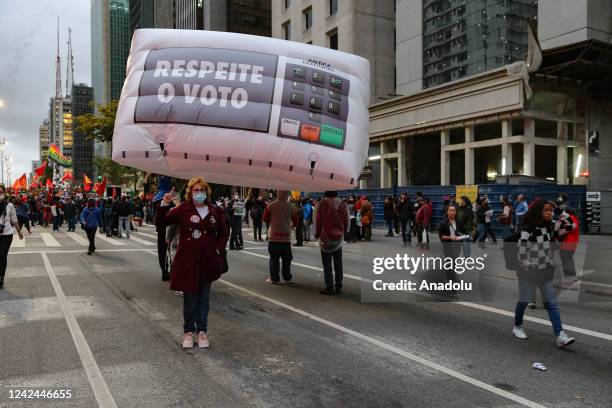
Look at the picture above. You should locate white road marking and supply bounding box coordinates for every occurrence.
[133,231,158,239]
[125,235,156,246]
[11,235,26,247]
[238,250,612,343]
[96,234,128,246]
[65,231,90,246]
[219,278,546,408]
[40,232,61,247]
[40,252,118,408]
[10,248,153,255]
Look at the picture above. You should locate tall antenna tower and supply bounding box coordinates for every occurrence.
[65,28,74,96]
[55,16,62,98]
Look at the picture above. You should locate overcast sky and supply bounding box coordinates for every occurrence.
[0,0,91,183]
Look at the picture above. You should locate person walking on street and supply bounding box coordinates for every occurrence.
[359,197,373,241]
[512,199,575,348]
[249,196,265,241]
[80,198,103,256]
[415,198,432,249]
[345,196,357,243]
[63,197,77,232]
[554,194,580,288]
[51,198,62,231]
[483,197,497,244]
[0,185,24,289]
[262,190,293,284]
[117,195,132,238]
[438,204,467,289]
[293,198,304,247]
[498,196,513,239]
[229,193,244,250]
[157,177,229,349]
[396,193,412,247]
[457,196,474,256]
[303,198,313,242]
[16,196,32,234]
[383,196,395,237]
[315,191,349,295]
[103,198,114,237]
[514,194,528,233]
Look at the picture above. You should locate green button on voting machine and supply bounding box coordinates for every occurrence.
[320,125,344,147]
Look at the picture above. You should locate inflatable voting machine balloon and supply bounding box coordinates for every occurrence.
[112,29,370,191]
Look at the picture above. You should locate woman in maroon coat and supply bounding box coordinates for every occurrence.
[157,177,229,349]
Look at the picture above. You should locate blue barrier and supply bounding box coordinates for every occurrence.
[311,184,587,235]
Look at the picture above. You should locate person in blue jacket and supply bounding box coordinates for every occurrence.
[80,198,103,255]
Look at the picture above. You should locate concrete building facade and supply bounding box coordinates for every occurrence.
[39,119,50,163]
[129,0,175,35]
[272,0,395,103]
[48,97,73,159]
[72,84,95,180]
[176,0,271,36]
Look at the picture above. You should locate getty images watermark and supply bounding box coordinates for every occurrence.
[371,253,487,292]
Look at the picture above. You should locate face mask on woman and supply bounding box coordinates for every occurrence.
[193,192,207,205]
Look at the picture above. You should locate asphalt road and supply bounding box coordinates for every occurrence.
[1,223,611,408]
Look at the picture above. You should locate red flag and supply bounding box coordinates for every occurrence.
[46,178,53,189]
[112,187,116,199]
[12,178,20,191]
[61,170,74,182]
[83,174,92,192]
[95,177,107,197]
[29,180,38,190]
[34,161,47,177]
[18,174,27,190]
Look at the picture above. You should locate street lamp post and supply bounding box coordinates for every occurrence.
[0,138,5,186]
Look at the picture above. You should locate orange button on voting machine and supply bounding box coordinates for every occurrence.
[300,124,320,142]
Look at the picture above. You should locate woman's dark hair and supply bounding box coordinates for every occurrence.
[522,199,555,227]
[460,195,471,207]
[446,203,458,215]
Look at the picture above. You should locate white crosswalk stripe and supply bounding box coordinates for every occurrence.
[65,231,90,246]
[11,235,26,247]
[125,235,156,246]
[96,234,128,246]
[133,231,157,239]
[40,232,61,247]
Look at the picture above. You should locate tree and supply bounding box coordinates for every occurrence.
[75,100,118,144]
[93,157,143,193]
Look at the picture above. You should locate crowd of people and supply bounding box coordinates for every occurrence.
[0,178,583,350]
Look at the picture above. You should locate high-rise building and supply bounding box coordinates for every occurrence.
[129,0,175,35]
[176,0,271,36]
[48,96,72,159]
[39,119,50,162]
[91,0,131,107]
[72,84,95,180]
[397,0,538,94]
[272,0,395,103]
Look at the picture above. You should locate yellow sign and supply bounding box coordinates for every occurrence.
[455,185,478,204]
[291,191,301,200]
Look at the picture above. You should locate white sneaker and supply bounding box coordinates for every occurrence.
[513,326,528,339]
[197,331,210,348]
[556,331,575,348]
[175,291,183,296]
[182,332,194,349]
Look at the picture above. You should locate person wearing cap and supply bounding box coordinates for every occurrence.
[80,198,103,255]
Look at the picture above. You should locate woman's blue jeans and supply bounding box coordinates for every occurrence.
[514,279,562,336]
[183,281,212,333]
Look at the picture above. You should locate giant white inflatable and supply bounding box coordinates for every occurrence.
[113,29,370,191]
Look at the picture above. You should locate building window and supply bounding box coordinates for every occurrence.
[329,0,338,16]
[303,7,312,31]
[328,28,338,50]
[284,0,290,9]
[283,20,291,40]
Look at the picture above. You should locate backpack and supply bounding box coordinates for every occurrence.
[503,230,522,271]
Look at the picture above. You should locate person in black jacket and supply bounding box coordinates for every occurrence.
[395,193,412,247]
[116,196,133,238]
[438,204,467,285]
[63,197,77,232]
[383,196,395,237]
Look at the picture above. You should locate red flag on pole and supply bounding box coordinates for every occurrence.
[95,177,107,196]
[12,178,20,192]
[46,178,53,189]
[83,174,92,192]
[61,170,74,182]
[34,161,47,177]
[18,174,27,190]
